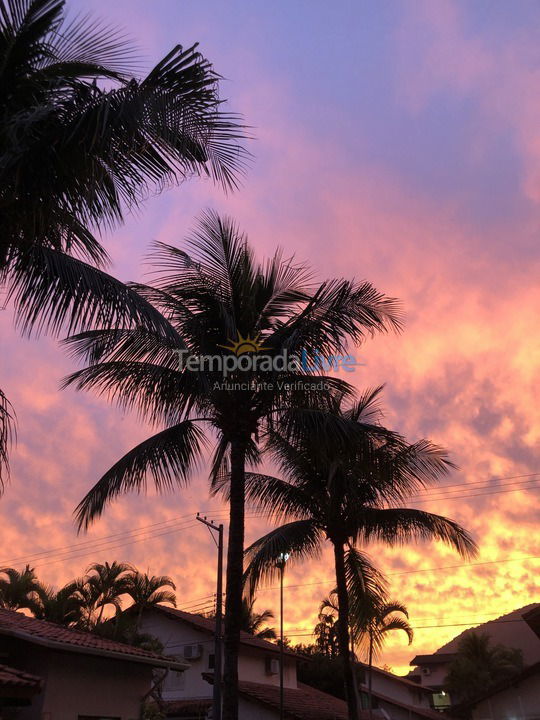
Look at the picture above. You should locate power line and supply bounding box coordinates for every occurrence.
[408,472,540,496]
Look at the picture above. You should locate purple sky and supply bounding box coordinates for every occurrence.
[2,0,540,672]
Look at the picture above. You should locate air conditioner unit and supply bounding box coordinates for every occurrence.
[265,657,280,676]
[183,644,203,660]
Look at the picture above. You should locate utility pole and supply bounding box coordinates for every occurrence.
[196,514,223,720]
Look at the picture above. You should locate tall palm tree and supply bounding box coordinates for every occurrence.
[0,0,247,485]
[63,211,402,720]
[124,571,176,629]
[0,565,43,613]
[240,597,276,640]
[239,389,478,720]
[85,561,133,624]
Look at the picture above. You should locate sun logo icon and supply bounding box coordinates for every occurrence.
[218,331,269,356]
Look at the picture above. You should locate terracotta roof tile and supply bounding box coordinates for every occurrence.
[0,664,41,690]
[238,680,381,720]
[0,608,185,669]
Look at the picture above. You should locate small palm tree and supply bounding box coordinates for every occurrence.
[0,0,247,487]
[85,561,134,624]
[445,631,523,703]
[34,581,85,626]
[64,211,401,720]
[124,571,176,629]
[355,600,413,717]
[0,565,43,613]
[240,597,276,640]
[240,389,477,720]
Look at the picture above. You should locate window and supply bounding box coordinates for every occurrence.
[208,653,215,670]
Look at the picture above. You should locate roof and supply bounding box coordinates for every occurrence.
[464,659,540,708]
[357,661,432,693]
[145,605,298,658]
[238,680,381,720]
[524,605,540,638]
[0,609,187,671]
[411,603,540,668]
[0,664,41,691]
[359,683,455,720]
[410,653,456,666]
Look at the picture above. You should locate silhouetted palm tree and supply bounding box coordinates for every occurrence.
[124,571,176,629]
[85,561,134,624]
[0,565,43,613]
[240,389,477,720]
[445,631,523,704]
[240,597,276,639]
[63,211,401,720]
[34,581,85,626]
[354,599,413,717]
[0,0,247,486]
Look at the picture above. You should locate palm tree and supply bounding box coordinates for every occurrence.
[352,598,413,717]
[0,565,43,613]
[445,631,523,704]
[313,607,340,658]
[240,597,276,640]
[34,581,85,626]
[124,571,176,629]
[63,211,402,720]
[85,561,134,624]
[239,389,478,720]
[0,0,247,485]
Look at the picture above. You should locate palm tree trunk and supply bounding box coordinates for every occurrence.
[222,439,246,720]
[333,541,359,720]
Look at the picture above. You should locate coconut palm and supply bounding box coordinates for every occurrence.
[0,0,247,486]
[63,211,402,720]
[0,565,43,613]
[34,581,85,626]
[445,631,523,704]
[124,571,176,629]
[85,561,134,624]
[239,389,478,720]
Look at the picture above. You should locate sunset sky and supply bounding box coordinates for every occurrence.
[2,0,540,674]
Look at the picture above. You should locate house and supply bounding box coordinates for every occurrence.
[408,603,540,705]
[357,663,449,719]
[0,608,188,720]
[464,661,540,720]
[137,605,451,720]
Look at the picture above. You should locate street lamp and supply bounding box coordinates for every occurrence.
[276,552,290,720]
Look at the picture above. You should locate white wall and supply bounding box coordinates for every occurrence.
[366,669,431,707]
[140,609,297,702]
[472,673,540,720]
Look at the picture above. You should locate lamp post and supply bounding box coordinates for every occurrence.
[276,552,289,720]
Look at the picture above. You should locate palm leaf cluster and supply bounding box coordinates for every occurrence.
[0,560,176,636]
[0,0,248,488]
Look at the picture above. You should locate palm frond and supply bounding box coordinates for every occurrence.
[75,420,205,530]
[354,507,478,560]
[7,246,178,338]
[0,388,16,489]
[243,520,323,598]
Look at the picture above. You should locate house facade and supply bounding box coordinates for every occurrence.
[138,605,451,720]
[466,661,540,720]
[0,608,187,720]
